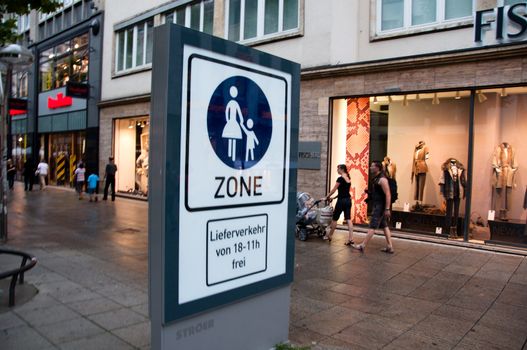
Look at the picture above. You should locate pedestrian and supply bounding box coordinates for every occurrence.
[74,162,86,199]
[36,158,49,190]
[322,164,354,244]
[23,159,34,191]
[87,172,99,202]
[353,161,395,254]
[7,159,16,190]
[103,156,117,201]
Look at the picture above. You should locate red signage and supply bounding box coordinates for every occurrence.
[9,109,27,116]
[48,93,73,109]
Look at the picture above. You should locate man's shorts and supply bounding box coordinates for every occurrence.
[332,197,352,221]
[369,202,388,229]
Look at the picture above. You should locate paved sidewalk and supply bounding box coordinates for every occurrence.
[1,184,527,349]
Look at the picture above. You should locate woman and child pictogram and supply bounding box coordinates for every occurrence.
[222,86,260,162]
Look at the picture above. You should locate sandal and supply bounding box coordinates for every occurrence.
[344,240,355,246]
[323,235,332,242]
[380,247,395,254]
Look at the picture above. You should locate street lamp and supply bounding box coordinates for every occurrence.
[0,44,34,242]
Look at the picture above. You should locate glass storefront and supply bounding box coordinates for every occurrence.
[10,134,31,180]
[40,132,86,187]
[39,33,89,92]
[114,117,150,199]
[331,87,527,248]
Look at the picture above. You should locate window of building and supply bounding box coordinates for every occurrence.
[378,0,472,33]
[330,86,527,249]
[226,0,300,42]
[39,33,89,92]
[162,0,214,35]
[115,20,154,73]
[114,117,150,198]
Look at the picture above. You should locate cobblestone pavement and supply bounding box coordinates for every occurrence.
[1,184,527,349]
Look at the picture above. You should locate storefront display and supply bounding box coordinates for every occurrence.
[439,158,466,237]
[412,141,429,204]
[492,142,518,220]
[114,117,149,199]
[331,91,471,239]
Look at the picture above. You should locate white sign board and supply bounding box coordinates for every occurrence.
[178,45,292,304]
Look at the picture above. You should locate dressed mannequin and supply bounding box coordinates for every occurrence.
[382,156,397,180]
[439,158,466,237]
[135,133,149,195]
[412,141,430,204]
[492,142,518,220]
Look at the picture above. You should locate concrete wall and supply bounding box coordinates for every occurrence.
[100,0,168,101]
[254,0,518,69]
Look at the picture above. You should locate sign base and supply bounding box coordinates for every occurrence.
[154,286,291,350]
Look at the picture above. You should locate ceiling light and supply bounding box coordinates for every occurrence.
[402,95,409,106]
[455,91,461,100]
[500,88,507,97]
[388,96,393,103]
[18,137,23,142]
[373,96,378,104]
[432,93,440,105]
[477,90,487,103]
[128,121,134,128]
[415,93,421,102]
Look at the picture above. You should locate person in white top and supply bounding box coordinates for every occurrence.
[36,159,49,190]
[74,162,86,199]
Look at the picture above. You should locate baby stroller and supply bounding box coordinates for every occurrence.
[296,192,333,241]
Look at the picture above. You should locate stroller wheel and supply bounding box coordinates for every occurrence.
[299,229,308,241]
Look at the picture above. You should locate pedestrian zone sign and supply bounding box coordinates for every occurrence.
[149,24,300,324]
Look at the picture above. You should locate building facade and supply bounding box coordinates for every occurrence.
[11,0,103,186]
[99,0,526,247]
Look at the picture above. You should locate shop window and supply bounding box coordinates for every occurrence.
[114,19,154,73]
[162,0,214,35]
[378,0,472,33]
[331,91,471,239]
[227,0,300,42]
[472,87,527,247]
[38,33,90,92]
[114,118,150,198]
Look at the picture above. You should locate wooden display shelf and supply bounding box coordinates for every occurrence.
[390,208,462,238]
[486,219,527,247]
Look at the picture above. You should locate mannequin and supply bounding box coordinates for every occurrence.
[382,156,397,180]
[492,142,518,220]
[135,133,149,195]
[411,141,430,204]
[439,158,466,237]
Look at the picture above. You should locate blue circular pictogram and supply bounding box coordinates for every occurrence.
[207,76,272,169]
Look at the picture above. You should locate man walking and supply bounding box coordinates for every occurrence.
[353,161,395,253]
[36,158,49,190]
[103,156,117,201]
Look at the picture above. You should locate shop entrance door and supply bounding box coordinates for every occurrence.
[47,132,86,186]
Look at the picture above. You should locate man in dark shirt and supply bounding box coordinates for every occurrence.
[103,156,118,201]
[353,161,394,254]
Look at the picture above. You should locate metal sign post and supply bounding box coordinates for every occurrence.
[149,24,299,349]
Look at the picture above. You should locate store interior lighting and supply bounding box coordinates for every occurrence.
[373,96,378,104]
[455,91,461,100]
[500,88,507,97]
[388,95,393,103]
[415,93,421,102]
[402,95,409,106]
[128,121,133,128]
[477,90,487,103]
[432,93,440,105]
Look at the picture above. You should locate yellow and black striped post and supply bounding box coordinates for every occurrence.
[56,154,66,183]
[69,154,77,185]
